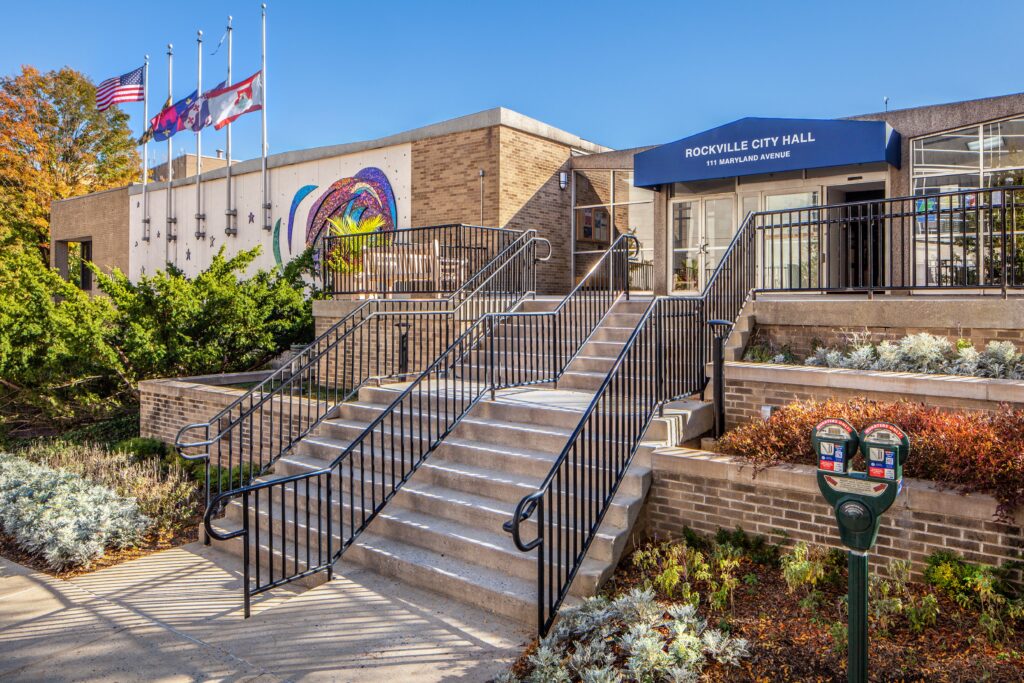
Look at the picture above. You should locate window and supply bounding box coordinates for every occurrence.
[911,115,1024,194]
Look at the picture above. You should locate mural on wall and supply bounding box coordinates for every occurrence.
[305,167,398,248]
[273,184,318,272]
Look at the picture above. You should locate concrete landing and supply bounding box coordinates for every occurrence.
[0,544,529,682]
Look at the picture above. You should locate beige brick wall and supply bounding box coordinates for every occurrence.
[410,125,575,295]
[50,185,131,290]
[498,127,573,295]
[644,449,1024,582]
[140,376,327,470]
[411,128,501,229]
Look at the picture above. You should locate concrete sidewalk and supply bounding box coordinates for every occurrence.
[0,543,529,682]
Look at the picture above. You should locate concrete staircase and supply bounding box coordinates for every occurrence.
[211,297,714,624]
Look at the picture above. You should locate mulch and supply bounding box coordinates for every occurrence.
[509,553,1024,682]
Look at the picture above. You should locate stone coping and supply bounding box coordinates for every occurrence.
[750,296,1024,330]
[139,370,272,396]
[652,446,1020,525]
[722,361,1024,403]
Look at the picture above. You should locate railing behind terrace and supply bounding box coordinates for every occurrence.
[756,186,1024,294]
[320,224,521,296]
[507,214,758,635]
[177,229,548,517]
[204,234,632,616]
[490,234,638,390]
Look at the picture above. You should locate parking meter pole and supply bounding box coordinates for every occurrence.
[708,320,733,439]
[848,550,868,683]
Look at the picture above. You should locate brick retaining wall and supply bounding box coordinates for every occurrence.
[721,362,1024,430]
[643,448,1024,581]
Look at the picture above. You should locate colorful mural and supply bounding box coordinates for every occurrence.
[273,184,319,272]
[305,167,398,248]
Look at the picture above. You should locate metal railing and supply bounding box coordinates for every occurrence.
[507,214,758,635]
[756,186,1024,294]
[203,234,634,615]
[320,224,521,296]
[176,229,549,517]
[489,234,638,390]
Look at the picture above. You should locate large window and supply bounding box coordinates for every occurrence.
[912,115,1024,194]
[572,169,655,285]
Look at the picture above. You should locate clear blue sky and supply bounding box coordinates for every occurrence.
[2,0,1021,166]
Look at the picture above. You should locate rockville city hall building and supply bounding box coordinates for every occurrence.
[52,91,1024,297]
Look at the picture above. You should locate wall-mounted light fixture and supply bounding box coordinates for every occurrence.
[558,171,569,191]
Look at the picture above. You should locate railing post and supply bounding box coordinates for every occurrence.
[396,322,411,376]
[708,320,734,439]
[242,488,251,618]
[326,472,334,580]
[536,497,546,636]
[203,424,211,546]
[489,316,496,401]
[655,305,665,417]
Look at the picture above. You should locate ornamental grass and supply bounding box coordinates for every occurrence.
[717,398,1024,520]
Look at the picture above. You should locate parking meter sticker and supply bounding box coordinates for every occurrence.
[869,466,887,478]
[869,447,885,462]
[823,475,889,497]
[820,442,835,456]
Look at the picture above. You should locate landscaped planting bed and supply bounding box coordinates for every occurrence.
[717,397,1024,519]
[0,437,204,575]
[744,331,1024,380]
[503,530,1024,682]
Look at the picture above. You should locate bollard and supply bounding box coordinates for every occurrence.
[708,319,734,439]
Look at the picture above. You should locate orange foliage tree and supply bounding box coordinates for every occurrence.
[0,65,139,258]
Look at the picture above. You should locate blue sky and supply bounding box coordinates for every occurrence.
[2,1,1021,165]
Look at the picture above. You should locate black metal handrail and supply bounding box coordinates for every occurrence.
[176,229,548,519]
[488,233,639,391]
[754,186,1024,294]
[506,213,758,635]
[204,234,630,616]
[320,223,522,296]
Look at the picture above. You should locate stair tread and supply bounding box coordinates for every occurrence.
[324,411,577,440]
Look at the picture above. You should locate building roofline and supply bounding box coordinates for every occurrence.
[52,183,131,205]
[128,107,610,196]
[849,91,1024,120]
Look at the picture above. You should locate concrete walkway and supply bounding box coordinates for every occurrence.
[0,543,529,682]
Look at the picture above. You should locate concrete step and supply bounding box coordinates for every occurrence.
[227,495,616,596]
[249,457,642,563]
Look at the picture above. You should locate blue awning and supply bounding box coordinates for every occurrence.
[633,117,901,187]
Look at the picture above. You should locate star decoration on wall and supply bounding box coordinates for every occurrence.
[210,236,216,248]
[134,241,139,247]
[156,230,161,238]
[248,212,255,224]
[186,249,191,261]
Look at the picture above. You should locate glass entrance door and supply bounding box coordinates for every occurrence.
[670,196,736,292]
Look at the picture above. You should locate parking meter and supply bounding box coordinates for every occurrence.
[813,419,909,683]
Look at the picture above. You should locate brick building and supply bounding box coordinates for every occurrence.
[50,108,606,295]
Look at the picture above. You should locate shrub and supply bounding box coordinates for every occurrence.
[804,332,1024,380]
[717,398,1024,518]
[0,453,148,570]
[501,588,748,682]
[18,440,198,535]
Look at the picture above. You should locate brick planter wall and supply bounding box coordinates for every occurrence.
[139,373,326,467]
[722,362,1024,430]
[643,448,1024,581]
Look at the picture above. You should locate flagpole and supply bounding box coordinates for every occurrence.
[225,15,235,235]
[166,43,176,265]
[260,2,270,231]
[142,54,150,241]
[195,30,204,239]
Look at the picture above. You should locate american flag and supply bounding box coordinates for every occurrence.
[95,66,145,111]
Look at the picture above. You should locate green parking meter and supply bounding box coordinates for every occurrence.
[813,420,909,683]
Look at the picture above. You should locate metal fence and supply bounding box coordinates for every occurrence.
[755,186,1024,294]
[320,224,521,296]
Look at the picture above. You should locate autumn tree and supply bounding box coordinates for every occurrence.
[0,65,140,258]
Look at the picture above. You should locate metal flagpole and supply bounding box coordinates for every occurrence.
[224,15,235,235]
[260,3,270,231]
[142,54,150,241]
[166,43,176,265]
[195,30,205,238]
